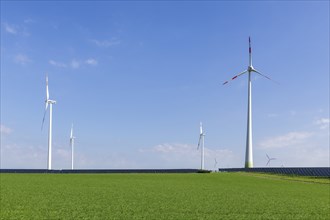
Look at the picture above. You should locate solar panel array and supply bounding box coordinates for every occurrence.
[0,169,199,174]
[1,167,329,176]
[218,167,330,177]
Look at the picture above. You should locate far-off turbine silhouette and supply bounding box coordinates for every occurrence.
[41,75,56,170]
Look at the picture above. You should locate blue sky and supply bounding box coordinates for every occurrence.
[1,1,329,169]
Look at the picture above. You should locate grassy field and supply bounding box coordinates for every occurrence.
[1,172,329,219]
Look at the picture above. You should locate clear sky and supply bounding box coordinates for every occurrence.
[1,1,329,169]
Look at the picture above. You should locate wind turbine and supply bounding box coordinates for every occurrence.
[214,158,218,169]
[197,122,205,170]
[223,37,276,168]
[266,154,276,167]
[70,123,76,170]
[41,75,56,170]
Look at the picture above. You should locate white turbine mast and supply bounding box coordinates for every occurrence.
[266,154,276,167]
[41,75,56,170]
[197,122,205,170]
[70,123,76,170]
[223,37,277,168]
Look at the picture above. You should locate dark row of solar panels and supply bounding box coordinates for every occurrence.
[218,167,330,177]
[0,169,199,174]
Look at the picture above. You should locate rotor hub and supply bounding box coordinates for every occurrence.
[248,66,255,72]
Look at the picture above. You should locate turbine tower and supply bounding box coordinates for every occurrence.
[197,122,205,170]
[70,124,76,170]
[42,75,56,170]
[223,37,276,168]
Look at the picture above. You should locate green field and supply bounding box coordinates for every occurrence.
[1,172,329,219]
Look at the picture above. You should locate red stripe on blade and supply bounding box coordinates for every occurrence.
[223,81,228,85]
[232,76,238,80]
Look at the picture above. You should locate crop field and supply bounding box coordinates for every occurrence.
[1,172,329,220]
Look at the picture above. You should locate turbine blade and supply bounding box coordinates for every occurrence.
[41,102,48,130]
[46,76,49,100]
[70,124,73,139]
[266,154,270,160]
[249,36,252,66]
[197,136,201,150]
[222,70,248,85]
[200,122,203,134]
[254,69,279,84]
[266,160,270,166]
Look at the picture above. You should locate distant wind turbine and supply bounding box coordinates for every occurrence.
[214,158,218,169]
[266,154,276,167]
[223,37,277,168]
[70,123,76,170]
[197,122,205,170]
[41,75,56,170]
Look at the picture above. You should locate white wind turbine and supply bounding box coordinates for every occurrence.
[41,75,56,170]
[223,37,277,168]
[70,124,76,170]
[266,154,276,167]
[197,122,205,170]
